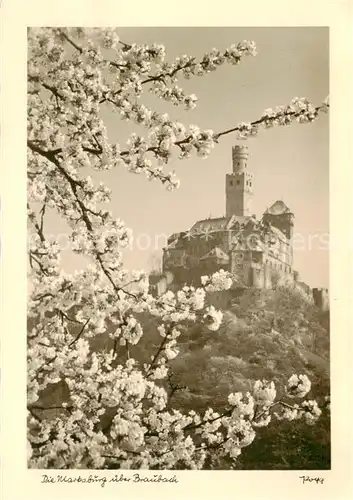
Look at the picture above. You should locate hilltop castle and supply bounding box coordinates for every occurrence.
[151,145,328,311]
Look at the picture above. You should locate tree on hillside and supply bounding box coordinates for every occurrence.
[27,27,329,469]
[169,284,330,405]
[165,284,330,469]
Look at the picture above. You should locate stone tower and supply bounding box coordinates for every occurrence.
[263,200,294,268]
[226,145,254,217]
[263,200,294,240]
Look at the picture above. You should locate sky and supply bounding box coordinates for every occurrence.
[44,27,329,288]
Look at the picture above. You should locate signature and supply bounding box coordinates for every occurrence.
[299,475,325,485]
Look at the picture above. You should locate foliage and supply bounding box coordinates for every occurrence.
[165,285,330,469]
[27,27,329,469]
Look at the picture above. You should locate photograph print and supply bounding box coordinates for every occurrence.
[27,27,330,470]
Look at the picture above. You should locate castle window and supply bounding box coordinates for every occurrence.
[230,180,233,186]
[236,180,240,185]
[249,181,252,187]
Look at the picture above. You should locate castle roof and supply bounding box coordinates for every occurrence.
[264,200,293,216]
[190,217,229,233]
[199,247,229,261]
[269,225,288,241]
[166,239,180,249]
[167,232,180,243]
[190,215,250,234]
[229,214,253,228]
[231,238,264,252]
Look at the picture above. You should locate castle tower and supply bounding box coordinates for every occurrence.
[263,200,294,240]
[226,145,254,217]
[263,200,294,268]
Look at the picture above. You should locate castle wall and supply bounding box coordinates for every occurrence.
[155,278,168,296]
[230,250,250,282]
[312,288,329,311]
[250,265,265,288]
[264,264,272,289]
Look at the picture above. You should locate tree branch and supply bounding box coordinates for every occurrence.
[68,318,90,347]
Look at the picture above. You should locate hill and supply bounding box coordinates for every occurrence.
[28,283,330,469]
[135,284,330,469]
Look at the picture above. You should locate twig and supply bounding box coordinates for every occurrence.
[68,318,90,347]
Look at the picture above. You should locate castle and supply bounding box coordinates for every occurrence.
[151,145,328,311]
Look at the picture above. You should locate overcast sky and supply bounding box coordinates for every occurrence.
[45,27,329,288]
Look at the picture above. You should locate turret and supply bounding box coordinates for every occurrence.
[263,200,294,240]
[226,145,254,217]
[232,145,249,173]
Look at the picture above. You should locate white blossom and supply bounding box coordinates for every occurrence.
[253,380,277,405]
[301,400,322,425]
[26,27,327,470]
[203,305,223,331]
[286,374,311,398]
[202,269,233,292]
